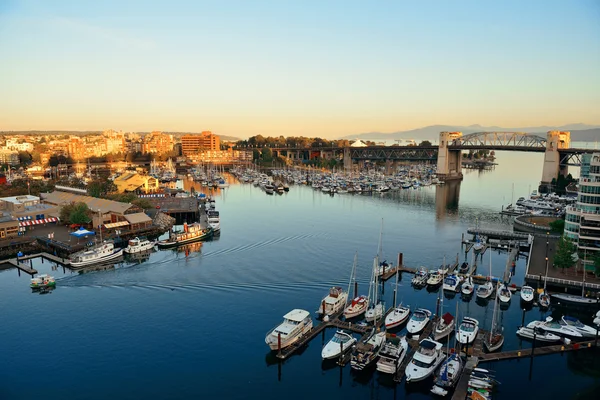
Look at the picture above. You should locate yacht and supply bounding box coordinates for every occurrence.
[207,210,220,233]
[520,286,534,303]
[411,267,429,287]
[30,274,56,290]
[516,326,561,342]
[407,308,432,335]
[426,270,443,287]
[157,223,213,248]
[70,241,123,268]
[317,286,348,318]
[385,305,411,329]
[476,281,494,300]
[461,277,474,296]
[124,237,156,254]
[321,330,356,360]
[497,283,512,303]
[526,317,583,339]
[343,295,368,319]
[376,336,409,374]
[365,302,384,323]
[350,331,386,371]
[405,339,445,383]
[433,312,455,341]
[560,316,597,337]
[457,317,479,344]
[265,309,313,351]
[443,275,462,292]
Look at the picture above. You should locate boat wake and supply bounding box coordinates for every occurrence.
[202,232,329,258]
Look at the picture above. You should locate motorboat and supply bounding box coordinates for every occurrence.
[70,240,123,268]
[433,312,455,341]
[497,283,511,303]
[157,223,213,248]
[344,296,368,319]
[124,237,156,254]
[432,353,463,392]
[458,261,470,274]
[385,305,410,329]
[443,275,462,292]
[520,285,534,303]
[321,330,356,360]
[538,290,551,308]
[317,286,348,317]
[516,326,561,342]
[560,316,597,337]
[457,317,479,344]
[265,309,313,351]
[207,210,220,233]
[412,267,429,287]
[594,311,600,327]
[427,270,443,287]
[526,317,583,339]
[476,281,494,299]
[405,338,445,383]
[551,293,598,306]
[350,331,386,370]
[30,274,56,290]
[376,336,409,374]
[461,277,474,296]
[407,308,432,334]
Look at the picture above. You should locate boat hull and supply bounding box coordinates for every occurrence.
[157,230,213,248]
[70,249,123,268]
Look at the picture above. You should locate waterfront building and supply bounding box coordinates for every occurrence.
[565,152,600,260]
[181,131,220,156]
[0,213,20,239]
[113,172,159,193]
[142,131,174,155]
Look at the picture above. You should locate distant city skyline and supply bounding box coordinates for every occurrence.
[1,0,599,139]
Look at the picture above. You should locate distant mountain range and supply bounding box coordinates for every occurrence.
[341,124,600,143]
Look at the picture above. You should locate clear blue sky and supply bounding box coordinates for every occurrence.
[1,0,599,138]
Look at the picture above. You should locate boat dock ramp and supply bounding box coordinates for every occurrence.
[0,252,73,275]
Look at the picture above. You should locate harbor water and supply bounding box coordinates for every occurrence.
[1,151,599,400]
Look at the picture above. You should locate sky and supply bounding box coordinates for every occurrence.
[0,0,599,139]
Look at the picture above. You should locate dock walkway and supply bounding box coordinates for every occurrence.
[451,357,478,400]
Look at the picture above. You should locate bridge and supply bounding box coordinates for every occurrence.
[268,130,595,188]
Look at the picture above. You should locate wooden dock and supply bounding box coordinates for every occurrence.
[478,340,599,363]
[1,259,37,275]
[18,252,71,266]
[451,357,478,400]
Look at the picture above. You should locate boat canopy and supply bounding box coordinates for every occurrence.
[283,309,310,322]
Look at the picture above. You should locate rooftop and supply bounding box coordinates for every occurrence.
[0,195,40,204]
[41,191,133,214]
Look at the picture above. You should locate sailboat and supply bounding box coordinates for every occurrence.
[551,250,597,306]
[476,252,494,300]
[433,276,455,341]
[483,283,504,352]
[385,270,411,329]
[344,253,369,319]
[431,304,463,395]
[538,257,550,308]
[365,256,384,322]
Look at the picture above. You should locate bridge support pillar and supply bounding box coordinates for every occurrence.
[540,131,570,192]
[436,131,463,182]
[385,159,393,174]
[343,147,351,172]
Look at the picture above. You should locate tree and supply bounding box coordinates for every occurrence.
[69,202,91,225]
[252,149,260,161]
[549,219,565,233]
[554,236,577,270]
[419,140,432,146]
[261,148,273,162]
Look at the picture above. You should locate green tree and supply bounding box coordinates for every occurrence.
[261,148,273,162]
[554,236,577,270]
[252,149,260,161]
[69,202,91,225]
[549,219,565,233]
[419,140,432,146]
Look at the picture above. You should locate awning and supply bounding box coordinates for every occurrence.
[104,221,130,229]
[19,217,59,227]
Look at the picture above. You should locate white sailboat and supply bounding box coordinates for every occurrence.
[476,252,494,300]
[484,284,504,352]
[365,256,384,322]
[497,283,512,304]
[433,277,455,341]
[344,253,369,319]
[385,271,411,329]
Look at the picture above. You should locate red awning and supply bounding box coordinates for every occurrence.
[19,217,59,227]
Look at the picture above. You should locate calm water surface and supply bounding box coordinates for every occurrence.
[1,152,598,400]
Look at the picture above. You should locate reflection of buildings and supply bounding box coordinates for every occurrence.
[435,181,461,221]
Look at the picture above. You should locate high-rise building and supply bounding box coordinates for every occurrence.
[564,153,600,259]
[181,131,220,156]
[142,131,174,155]
[104,129,125,154]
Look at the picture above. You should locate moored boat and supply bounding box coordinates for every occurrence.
[376,335,409,374]
[385,305,410,329]
[70,240,123,268]
[350,330,386,371]
[457,316,479,344]
[516,326,561,342]
[157,223,213,248]
[526,317,582,339]
[265,309,313,351]
[433,312,455,341]
[124,237,156,254]
[407,308,432,335]
[560,316,597,337]
[405,338,445,383]
[321,330,356,360]
[461,277,474,296]
[317,286,348,317]
[520,285,534,303]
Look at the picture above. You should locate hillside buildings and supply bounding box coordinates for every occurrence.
[181,131,221,156]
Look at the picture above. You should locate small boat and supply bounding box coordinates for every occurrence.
[350,330,386,370]
[365,302,384,323]
[427,270,443,287]
[207,210,220,233]
[321,330,356,360]
[30,274,56,290]
[593,311,600,326]
[433,312,455,341]
[526,317,583,338]
[497,283,511,303]
[443,275,462,292]
[385,305,410,329]
[405,338,445,383]
[458,262,470,274]
[551,293,598,306]
[476,281,494,300]
[365,254,384,323]
[376,336,409,374]
[157,223,213,248]
[516,326,561,342]
[344,296,368,319]
[412,267,429,287]
[265,309,313,351]
[520,286,534,303]
[124,237,156,254]
[70,241,123,268]
[484,291,504,352]
[461,277,475,296]
[407,308,432,334]
[317,286,348,317]
[560,316,597,337]
[432,353,463,391]
[538,290,550,308]
[457,317,479,344]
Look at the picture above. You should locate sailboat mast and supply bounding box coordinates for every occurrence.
[347,252,357,301]
[490,282,499,342]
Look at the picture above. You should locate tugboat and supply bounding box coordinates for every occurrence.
[157,222,213,248]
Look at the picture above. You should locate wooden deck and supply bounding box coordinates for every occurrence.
[451,357,478,400]
[478,340,599,362]
[1,259,37,275]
